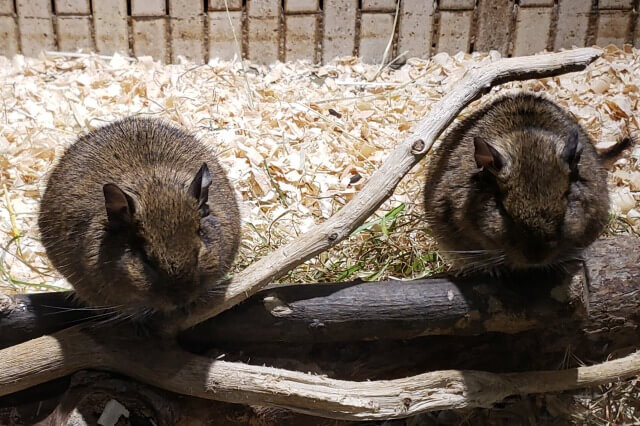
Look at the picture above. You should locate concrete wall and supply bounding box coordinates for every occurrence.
[0,0,638,64]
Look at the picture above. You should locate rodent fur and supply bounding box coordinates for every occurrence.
[424,93,609,276]
[38,117,240,317]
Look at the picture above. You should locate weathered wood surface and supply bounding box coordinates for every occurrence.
[0,234,638,422]
[0,371,354,426]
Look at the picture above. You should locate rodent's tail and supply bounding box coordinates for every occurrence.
[598,132,638,167]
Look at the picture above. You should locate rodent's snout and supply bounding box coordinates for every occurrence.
[148,272,201,312]
[513,239,558,266]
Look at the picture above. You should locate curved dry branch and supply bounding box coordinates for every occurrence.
[1,325,639,420]
[180,47,604,331]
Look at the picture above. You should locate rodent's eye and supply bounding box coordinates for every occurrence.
[138,249,154,269]
[131,236,154,268]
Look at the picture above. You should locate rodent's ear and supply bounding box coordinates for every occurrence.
[188,163,212,218]
[562,130,583,171]
[103,183,134,227]
[473,137,503,172]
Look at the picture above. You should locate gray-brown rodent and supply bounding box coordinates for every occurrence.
[38,117,240,317]
[424,93,609,276]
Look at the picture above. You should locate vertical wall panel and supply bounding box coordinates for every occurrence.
[56,16,93,51]
[208,11,242,61]
[169,0,205,63]
[0,0,13,15]
[132,18,168,62]
[131,0,166,16]
[361,0,396,11]
[513,7,552,56]
[398,0,434,59]
[439,0,474,9]
[208,0,242,10]
[518,0,553,5]
[475,0,515,55]
[54,0,90,15]
[248,18,280,63]
[323,0,357,62]
[285,15,318,62]
[247,0,280,18]
[93,0,128,55]
[0,16,19,57]
[171,16,205,63]
[18,18,56,55]
[554,0,591,50]
[359,13,394,63]
[437,10,473,55]
[247,0,280,63]
[598,0,633,9]
[16,0,51,17]
[597,10,632,46]
[285,0,319,12]
[16,0,55,56]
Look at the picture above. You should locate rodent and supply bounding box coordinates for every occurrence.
[38,117,240,317]
[423,93,610,276]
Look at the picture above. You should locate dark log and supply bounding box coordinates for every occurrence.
[186,234,639,344]
[1,235,638,349]
[0,291,91,349]
[185,272,582,344]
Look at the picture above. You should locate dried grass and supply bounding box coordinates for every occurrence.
[1,44,639,423]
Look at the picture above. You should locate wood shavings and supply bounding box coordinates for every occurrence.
[1,46,639,293]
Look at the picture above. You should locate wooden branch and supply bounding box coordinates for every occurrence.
[0,291,90,349]
[186,271,583,344]
[0,275,580,346]
[184,235,638,344]
[2,324,640,420]
[8,371,345,426]
[178,47,604,331]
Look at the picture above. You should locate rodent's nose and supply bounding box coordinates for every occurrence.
[522,241,555,264]
[524,250,547,264]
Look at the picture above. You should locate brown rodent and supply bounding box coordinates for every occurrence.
[424,93,610,276]
[38,117,240,317]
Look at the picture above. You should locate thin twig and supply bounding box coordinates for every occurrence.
[224,0,254,109]
[43,51,137,62]
[371,0,402,81]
